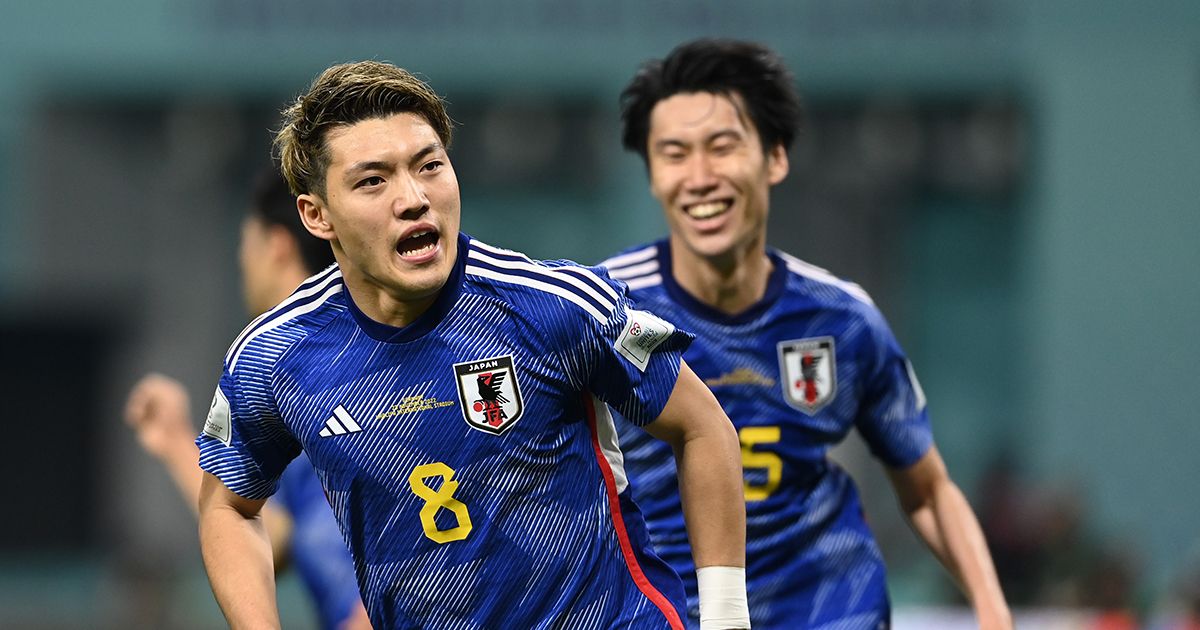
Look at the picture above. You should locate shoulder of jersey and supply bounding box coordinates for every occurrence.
[775,250,876,309]
[599,242,664,294]
[464,238,623,324]
[223,264,348,372]
[601,242,875,304]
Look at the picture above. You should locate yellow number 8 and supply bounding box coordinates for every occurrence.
[408,462,473,543]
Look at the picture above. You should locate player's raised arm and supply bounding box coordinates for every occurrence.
[124,374,204,514]
[124,373,296,568]
[198,472,280,629]
[643,360,749,630]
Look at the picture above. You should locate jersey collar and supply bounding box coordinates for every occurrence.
[657,239,787,326]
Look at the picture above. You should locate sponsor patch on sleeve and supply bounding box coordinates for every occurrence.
[202,387,232,446]
[615,309,676,372]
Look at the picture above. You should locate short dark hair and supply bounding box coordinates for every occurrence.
[274,60,453,198]
[620,38,803,164]
[249,168,336,275]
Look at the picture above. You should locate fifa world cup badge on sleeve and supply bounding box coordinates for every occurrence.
[615,309,675,372]
[203,387,233,445]
[453,355,525,435]
[778,337,837,414]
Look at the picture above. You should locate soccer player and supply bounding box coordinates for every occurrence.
[124,171,371,630]
[602,39,1012,629]
[195,60,749,629]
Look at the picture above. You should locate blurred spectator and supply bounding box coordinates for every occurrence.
[1034,481,1103,607]
[977,454,1043,605]
[1149,544,1200,630]
[974,456,1148,627]
[1084,547,1140,630]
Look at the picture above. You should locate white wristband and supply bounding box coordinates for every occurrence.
[697,566,750,629]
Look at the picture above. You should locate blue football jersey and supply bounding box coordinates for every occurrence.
[273,452,362,630]
[602,240,933,629]
[197,234,694,629]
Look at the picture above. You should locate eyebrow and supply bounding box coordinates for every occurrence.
[652,129,742,153]
[407,143,444,167]
[342,143,446,177]
[344,160,392,177]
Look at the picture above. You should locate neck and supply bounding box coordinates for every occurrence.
[341,276,439,329]
[669,235,773,316]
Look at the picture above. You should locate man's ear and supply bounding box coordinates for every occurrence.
[297,193,335,241]
[767,143,789,186]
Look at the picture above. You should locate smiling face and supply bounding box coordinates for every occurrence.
[297,112,461,324]
[646,91,788,266]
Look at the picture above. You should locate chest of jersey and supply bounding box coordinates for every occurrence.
[674,301,868,444]
[272,314,599,541]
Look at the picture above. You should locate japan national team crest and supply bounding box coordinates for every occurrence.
[777,337,837,414]
[453,354,525,435]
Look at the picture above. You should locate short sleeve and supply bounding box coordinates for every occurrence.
[196,358,301,500]
[559,266,694,426]
[854,308,934,469]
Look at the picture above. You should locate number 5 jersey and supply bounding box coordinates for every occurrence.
[197,234,694,629]
[603,240,934,629]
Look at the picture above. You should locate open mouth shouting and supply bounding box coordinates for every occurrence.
[396,227,440,262]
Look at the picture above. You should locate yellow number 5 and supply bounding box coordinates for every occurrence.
[408,462,473,543]
[739,426,782,502]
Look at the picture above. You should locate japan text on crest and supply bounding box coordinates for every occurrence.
[453,355,525,435]
[777,337,837,414]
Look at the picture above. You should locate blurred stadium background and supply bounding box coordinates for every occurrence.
[0,1,1197,628]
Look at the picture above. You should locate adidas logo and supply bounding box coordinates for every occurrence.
[319,405,362,437]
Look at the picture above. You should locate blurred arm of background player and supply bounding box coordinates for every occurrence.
[122,170,372,630]
[124,374,294,570]
[888,445,1012,630]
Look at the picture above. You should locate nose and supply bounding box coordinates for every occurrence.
[392,174,429,219]
[683,153,718,194]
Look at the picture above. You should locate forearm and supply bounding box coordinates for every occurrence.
[199,479,280,628]
[674,425,748,630]
[907,481,1010,628]
[645,361,749,629]
[674,429,746,569]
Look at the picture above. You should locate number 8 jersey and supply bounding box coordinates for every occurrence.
[603,240,934,629]
[197,234,694,629]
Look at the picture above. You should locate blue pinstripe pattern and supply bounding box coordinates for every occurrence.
[274,451,363,630]
[602,239,932,629]
[197,235,691,628]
